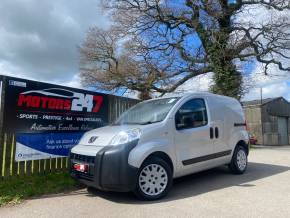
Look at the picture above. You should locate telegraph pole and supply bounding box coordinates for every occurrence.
[260,87,264,145]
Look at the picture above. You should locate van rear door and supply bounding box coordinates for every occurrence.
[207,96,233,162]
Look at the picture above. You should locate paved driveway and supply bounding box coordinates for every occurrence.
[1,146,290,218]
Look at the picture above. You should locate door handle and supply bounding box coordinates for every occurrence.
[215,127,219,138]
[210,127,214,139]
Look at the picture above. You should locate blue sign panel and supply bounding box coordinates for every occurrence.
[15,132,84,161]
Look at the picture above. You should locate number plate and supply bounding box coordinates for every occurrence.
[73,163,89,173]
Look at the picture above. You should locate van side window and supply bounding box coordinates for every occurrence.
[175,99,208,130]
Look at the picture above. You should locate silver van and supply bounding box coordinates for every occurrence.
[70,92,249,200]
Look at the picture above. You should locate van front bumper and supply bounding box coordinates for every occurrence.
[69,140,139,192]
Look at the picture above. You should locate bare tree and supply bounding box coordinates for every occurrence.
[80,0,290,99]
[80,27,172,99]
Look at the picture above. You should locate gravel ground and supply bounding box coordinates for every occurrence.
[1,146,290,218]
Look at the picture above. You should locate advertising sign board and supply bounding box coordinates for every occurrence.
[1,76,109,161]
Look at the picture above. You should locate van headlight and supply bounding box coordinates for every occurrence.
[110,128,141,146]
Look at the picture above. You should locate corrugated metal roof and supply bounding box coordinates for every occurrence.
[242,97,282,106]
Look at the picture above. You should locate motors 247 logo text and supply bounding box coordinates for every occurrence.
[17,88,103,113]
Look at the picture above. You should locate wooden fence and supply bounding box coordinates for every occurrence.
[0,95,138,179]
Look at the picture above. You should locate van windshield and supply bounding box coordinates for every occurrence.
[114,97,180,125]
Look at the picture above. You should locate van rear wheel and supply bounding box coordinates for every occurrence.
[134,156,172,200]
[229,145,248,174]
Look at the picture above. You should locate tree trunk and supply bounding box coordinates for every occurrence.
[210,60,243,100]
[206,31,243,100]
[138,90,152,100]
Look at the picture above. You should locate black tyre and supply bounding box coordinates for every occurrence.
[134,156,173,200]
[229,145,248,174]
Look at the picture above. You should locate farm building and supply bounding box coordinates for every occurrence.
[242,97,290,145]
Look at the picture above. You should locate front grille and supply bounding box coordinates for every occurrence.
[70,153,95,164]
[76,172,94,181]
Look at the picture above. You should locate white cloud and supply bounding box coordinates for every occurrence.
[243,62,290,101]
[122,73,214,99]
[175,73,213,93]
[170,63,290,102]
[0,0,108,85]
[123,89,139,99]
[0,60,27,78]
[243,81,290,101]
[59,74,82,89]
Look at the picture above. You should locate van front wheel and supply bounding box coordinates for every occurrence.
[134,156,172,200]
[229,145,248,174]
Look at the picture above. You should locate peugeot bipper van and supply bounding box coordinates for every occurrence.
[70,92,249,200]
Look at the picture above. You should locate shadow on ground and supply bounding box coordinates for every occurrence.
[29,162,289,204]
[84,162,290,204]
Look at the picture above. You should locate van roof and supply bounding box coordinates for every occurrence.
[157,92,233,100]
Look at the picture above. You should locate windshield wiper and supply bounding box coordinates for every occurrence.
[140,121,161,125]
[112,122,142,126]
[112,121,161,126]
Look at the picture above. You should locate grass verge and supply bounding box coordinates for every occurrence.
[0,172,79,207]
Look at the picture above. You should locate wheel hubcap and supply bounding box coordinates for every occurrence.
[237,149,247,171]
[138,164,168,196]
